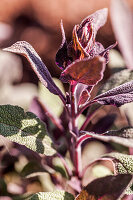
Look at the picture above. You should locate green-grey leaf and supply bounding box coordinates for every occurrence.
[0,105,56,156]
[82,127,133,148]
[99,69,133,94]
[102,152,133,194]
[102,152,133,174]
[28,191,74,200]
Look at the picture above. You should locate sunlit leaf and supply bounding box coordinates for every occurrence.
[29,191,74,200]
[76,174,132,200]
[0,105,56,156]
[3,41,65,99]
[61,56,105,86]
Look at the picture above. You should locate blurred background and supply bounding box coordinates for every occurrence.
[0,0,133,198]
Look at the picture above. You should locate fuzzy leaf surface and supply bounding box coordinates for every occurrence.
[82,127,133,148]
[0,105,56,156]
[3,41,64,97]
[61,56,105,86]
[99,69,133,94]
[76,174,132,200]
[93,80,133,107]
[28,191,74,200]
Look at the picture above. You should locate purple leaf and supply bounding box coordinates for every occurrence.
[111,0,133,69]
[72,8,108,59]
[3,41,65,100]
[93,81,133,107]
[29,97,64,132]
[102,153,133,195]
[76,174,133,200]
[29,97,47,122]
[74,83,92,108]
[60,56,106,86]
[91,114,116,133]
[55,21,72,70]
[99,69,133,95]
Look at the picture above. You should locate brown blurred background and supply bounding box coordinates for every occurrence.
[0,0,133,80]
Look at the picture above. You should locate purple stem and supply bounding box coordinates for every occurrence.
[76,100,96,118]
[70,83,82,178]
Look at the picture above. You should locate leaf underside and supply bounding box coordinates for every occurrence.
[3,41,64,98]
[82,127,133,148]
[93,80,133,107]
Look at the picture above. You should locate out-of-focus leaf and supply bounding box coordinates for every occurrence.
[0,50,37,109]
[99,69,133,94]
[3,41,65,99]
[0,50,22,85]
[93,81,133,107]
[92,165,112,178]
[102,153,133,194]
[29,191,74,200]
[108,49,125,69]
[61,56,105,86]
[77,114,86,129]
[120,102,133,126]
[91,114,116,133]
[82,127,133,148]
[29,97,47,122]
[21,161,44,177]
[39,78,65,117]
[76,174,132,200]
[0,22,13,44]
[53,157,68,178]
[0,105,56,156]
[0,178,7,195]
[111,0,133,69]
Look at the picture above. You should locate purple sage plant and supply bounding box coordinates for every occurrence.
[1,7,133,200]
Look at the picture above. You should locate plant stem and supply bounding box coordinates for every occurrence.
[70,83,82,178]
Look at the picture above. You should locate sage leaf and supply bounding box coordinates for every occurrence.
[28,191,74,200]
[99,69,133,94]
[102,153,133,194]
[82,127,133,148]
[3,41,65,99]
[0,105,56,156]
[93,80,133,107]
[76,174,132,200]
